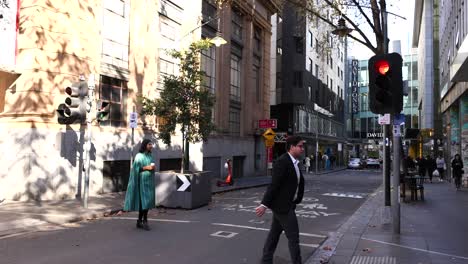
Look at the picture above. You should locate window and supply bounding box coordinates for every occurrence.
[337,66,340,77]
[293,71,303,87]
[315,38,319,53]
[330,79,333,91]
[309,31,313,47]
[99,75,128,127]
[232,11,243,41]
[315,64,319,77]
[341,70,344,80]
[308,86,312,101]
[201,45,216,93]
[309,58,313,72]
[330,56,333,68]
[295,37,303,53]
[230,54,241,102]
[254,27,262,54]
[253,56,261,103]
[229,107,241,135]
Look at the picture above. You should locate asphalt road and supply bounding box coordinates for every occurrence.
[1,169,382,264]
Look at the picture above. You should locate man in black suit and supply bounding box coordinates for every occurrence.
[256,135,305,264]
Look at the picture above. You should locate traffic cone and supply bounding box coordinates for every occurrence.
[225,173,232,185]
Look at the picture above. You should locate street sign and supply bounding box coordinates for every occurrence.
[176,174,191,192]
[129,112,138,128]
[265,138,275,147]
[378,114,390,125]
[262,128,276,141]
[258,119,277,129]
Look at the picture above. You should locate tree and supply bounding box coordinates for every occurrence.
[140,39,215,173]
[278,0,403,55]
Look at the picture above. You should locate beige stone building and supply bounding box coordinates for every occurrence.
[0,0,278,201]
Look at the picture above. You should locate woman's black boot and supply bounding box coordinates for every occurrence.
[136,220,144,229]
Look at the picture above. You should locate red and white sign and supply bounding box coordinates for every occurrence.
[258,119,277,129]
[0,0,20,69]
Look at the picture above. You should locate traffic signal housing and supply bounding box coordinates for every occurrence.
[368,53,403,114]
[57,81,88,124]
[96,100,110,124]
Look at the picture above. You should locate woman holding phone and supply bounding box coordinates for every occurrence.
[124,139,156,230]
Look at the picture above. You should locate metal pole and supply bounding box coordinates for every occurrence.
[392,123,401,234]
[315,111,319,174]
[84,74,95,208]
[130,105,136,170]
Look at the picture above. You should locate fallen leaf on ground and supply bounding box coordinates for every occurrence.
[323,246,333,251]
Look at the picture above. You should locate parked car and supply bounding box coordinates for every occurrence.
[366,158,380,168]
[348,158,364,169]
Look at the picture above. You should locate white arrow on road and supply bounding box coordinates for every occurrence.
[177,175,191,192]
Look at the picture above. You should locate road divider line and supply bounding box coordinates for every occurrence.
[111,217,195,223]
[211,223,326,238]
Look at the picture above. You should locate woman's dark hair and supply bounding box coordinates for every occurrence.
[286,135,303,151]
[139,139,153,153]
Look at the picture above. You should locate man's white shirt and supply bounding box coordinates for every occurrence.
[288,152,300,200]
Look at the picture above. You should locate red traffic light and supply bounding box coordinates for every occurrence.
[375,60,390,75]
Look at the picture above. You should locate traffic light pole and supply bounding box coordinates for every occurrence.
[83,74,95,209]
[392,122,401,234]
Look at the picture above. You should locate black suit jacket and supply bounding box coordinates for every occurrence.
[261,153,305,214]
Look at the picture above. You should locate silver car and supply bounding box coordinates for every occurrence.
[348,158,363,169]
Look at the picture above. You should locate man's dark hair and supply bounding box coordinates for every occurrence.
[286,135,303,151]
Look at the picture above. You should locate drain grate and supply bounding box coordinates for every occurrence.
[350,256,396,264]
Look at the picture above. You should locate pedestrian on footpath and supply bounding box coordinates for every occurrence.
[452,154,464,190]
[124,139,156,231]
[427,155,437,183]
[256,135,305,264]
[436,154,446,181]
[304,156,310,173]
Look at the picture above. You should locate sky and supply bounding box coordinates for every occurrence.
[348,0,416,59]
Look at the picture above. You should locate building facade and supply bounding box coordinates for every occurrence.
[413,0,444,158]
[438,0,468,178]
[0,0,278,201]
[270,2,347,169]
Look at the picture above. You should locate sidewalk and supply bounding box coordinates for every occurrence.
[307,180,468,264]
[0,166,346,239]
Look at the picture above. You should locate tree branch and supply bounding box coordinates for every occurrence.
[350,0,378,34]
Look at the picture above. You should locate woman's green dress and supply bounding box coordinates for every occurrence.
[124,152,156,211]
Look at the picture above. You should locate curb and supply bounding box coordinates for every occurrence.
[305,185,384,264]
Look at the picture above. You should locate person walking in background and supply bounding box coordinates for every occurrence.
[452,154,464,190]
[304,156,311,173]
[417,156,427,177]
[124,139,156,231]
[436,154,446,182]
[256,136,305,264]
[427,155,437,183]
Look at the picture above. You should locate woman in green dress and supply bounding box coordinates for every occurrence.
[124,139,156,230]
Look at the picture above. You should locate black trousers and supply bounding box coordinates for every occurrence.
[261,206,301,264]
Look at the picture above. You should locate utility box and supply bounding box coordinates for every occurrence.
[155,171,212,209]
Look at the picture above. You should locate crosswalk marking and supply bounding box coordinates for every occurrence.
[322,193,364,199]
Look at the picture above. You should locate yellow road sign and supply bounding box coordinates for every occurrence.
[265,138,275,147]
[263,128,276,141]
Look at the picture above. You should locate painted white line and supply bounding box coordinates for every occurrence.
[0,231,37,240]
[300,243,320,248]
[211,223,326,238]
[362,237,468,260]
[111,217,195,223]
[211,231,238,238]
[213,197,257,200]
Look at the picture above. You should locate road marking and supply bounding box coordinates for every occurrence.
[0,210,70,218]
[249,219,265,224]
[112,217,195,223]
[362,237,468,260]
[322,193,364,199]
[213,197,257,200]
[299,243,320,248]
[211,223,326,238]
[211,231,238,238]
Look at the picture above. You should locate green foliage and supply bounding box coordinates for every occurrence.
[140,39,215,146]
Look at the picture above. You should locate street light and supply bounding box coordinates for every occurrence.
[331,17,353,37]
